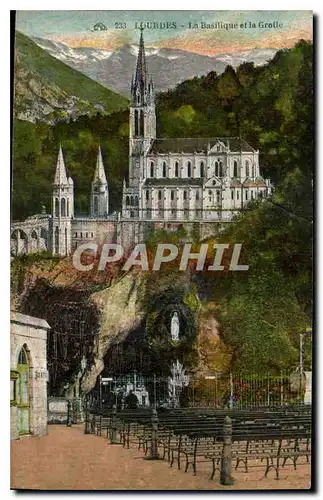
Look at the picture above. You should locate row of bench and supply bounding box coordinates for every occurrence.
[84,405,311,483]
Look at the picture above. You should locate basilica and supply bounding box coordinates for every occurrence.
[11,31,273,256]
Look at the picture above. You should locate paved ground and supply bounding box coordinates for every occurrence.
[11,425,311,491]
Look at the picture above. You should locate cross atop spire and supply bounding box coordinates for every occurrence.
[54,145,68,185]
[93,145,107,184]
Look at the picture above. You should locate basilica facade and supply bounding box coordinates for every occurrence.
[11,31,273,257]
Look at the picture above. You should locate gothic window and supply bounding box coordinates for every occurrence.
[234,161,238,178]
[183,191,187,201]
[163,162,167,178]
[196,191,200,201]
[134,110,139,136]
[55,198,59,217]
[130,196,134,206]
[212,180,216,186]
[245,161,250,177]
[61,198,66,217]
[245,191,248,200]
[91,233,94,237]
[140,110,144,136]
[126,195,130,206]
[94,196,99,214]
[80,232,83,238]
[171,191,175,201]
[175,162,179,177]
[146,190,149,201]
[18,347,28,365]
[216,191,221,203]
[215,161,219,177]
[252,165,255,178]
[231,190,234,200]
[187,161,192,178]
[200,161,205,177]
[134,196,139,206]
[150,162,154,178]
[74,233,77,238]
[86,232,88,238]
[237,191,239,200]
[67,199,70,217]
[219,161,223,177]
[158,190,162,201]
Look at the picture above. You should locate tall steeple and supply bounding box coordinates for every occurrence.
[54,144,68,185]
[93,145,107,185]
[133,28,147,95]
[129,28,156,162]
[52,144,74,256]
[90,145,109,217]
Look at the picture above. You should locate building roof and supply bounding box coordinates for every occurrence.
[54,145,68,185]
[144,178,203,187]
[148,137,255,155]
[92,146,107,185]
[11,311,50,330]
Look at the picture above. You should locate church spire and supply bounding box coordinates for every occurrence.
[54,144,68,185]
[134,27,147,91]
[93,145,107,185]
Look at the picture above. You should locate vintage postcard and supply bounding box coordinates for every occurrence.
[10,10,313,491]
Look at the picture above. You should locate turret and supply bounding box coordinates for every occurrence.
[90,145,109,217]
[52,145,73,256]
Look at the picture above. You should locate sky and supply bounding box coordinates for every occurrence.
[15,10,313,56]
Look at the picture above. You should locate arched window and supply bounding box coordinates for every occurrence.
[216,191,221,203]
[18,346,28,365]
[245,191,248,200]
[140,110,144,136]
[187,161,191,178]
[146,190,149,201]
[54,226,59,254]
[94,196,99,214]
[134,196,139,206]
[150,162,154,178]
[171,191,175,201]
[252,165,255,178]
[67,198,70,217]
[61,198,66,217]
[162,162,167,178]
[134,110,139,136]
[200,161,205,178]
[215,161,219,177]
[245,161,250,177]
[130,196,134,206]
[158,190,162,201]
[126,195,130,206]
[237,191,239,200]
[183,191,187,201]
[55,198,59,217]
[196,191,200,201]
[231,190,234,200]
[219,161,223,177]
[234,161,238,177]
[175,162,179,177]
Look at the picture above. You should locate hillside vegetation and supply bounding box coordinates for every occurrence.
[14,31,128,123]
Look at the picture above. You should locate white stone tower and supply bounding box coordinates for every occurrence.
[52,145,74,256]
[129,28,156,185]
[90,145,109,217]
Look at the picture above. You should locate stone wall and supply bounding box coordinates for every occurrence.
[10,312,50,439]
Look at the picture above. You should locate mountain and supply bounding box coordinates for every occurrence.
[14,31,128,124]
[32,36,279,96]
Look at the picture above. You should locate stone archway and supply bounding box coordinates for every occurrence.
[30,230,39,253]
[10,229,28,255]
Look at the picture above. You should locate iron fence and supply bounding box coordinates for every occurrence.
[86,370,310,410]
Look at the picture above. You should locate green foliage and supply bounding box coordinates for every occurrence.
[15,31,128,113]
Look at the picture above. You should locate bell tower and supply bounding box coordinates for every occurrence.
[129,28,156,160]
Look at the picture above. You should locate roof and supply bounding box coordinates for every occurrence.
[54,146,68,185]
[148,137,255,155]
[144,178,203,187]
[11,311,50,330]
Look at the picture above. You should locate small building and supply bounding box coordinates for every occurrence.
[10,312,50,440]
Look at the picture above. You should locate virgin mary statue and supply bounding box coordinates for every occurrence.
[171,312,180,342]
